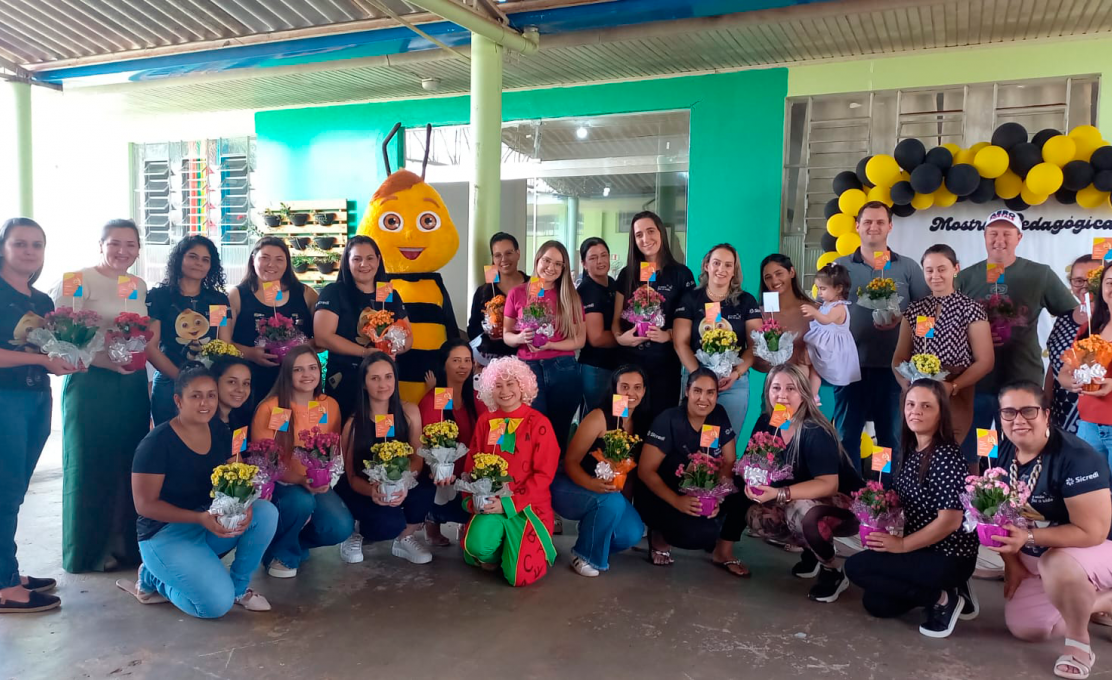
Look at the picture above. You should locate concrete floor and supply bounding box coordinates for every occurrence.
[1,434,1103,680]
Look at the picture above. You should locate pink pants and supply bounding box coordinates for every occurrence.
[1004,541,1112,641]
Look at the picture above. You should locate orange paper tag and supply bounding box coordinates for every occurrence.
[977,429,999,458]
[208,305,229,327]
[117,275,138,300]
[871,447,892,472]
[375,414,395,438]
[434,387,453,410]
[267,407,291,432]
[612,394,629,417]
[770,403,792,429]
[987,264,1005,284]
[873,250,891,271]
[231,427,247,456]
[62,272,83,297]
[484,265,499,284]
[376,281,393,302]
[915,315,936,338]
[700,424,720,448]
[262,281,280,305]
[528,277,544,298]
[487,419,506,446]
[1094,238,1112,261]
[704,301,722,323]
[308,400,328,426]
[639,261,657,283]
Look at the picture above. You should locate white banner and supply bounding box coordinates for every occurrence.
[889,202,1112,366]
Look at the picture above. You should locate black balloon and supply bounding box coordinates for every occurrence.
[1063,161,1095,191]
[833,171,861,195]
[1094,170,1112,192]
[945,164,980,196]
[925,147,953,170]
[1004,196,1030,211]
[991,122,1028,151]
[1031,128,1061,149]
[890,181,915,205]
[970,177,996,204]
[1091,146,1112,172]
[1056,188,1078,205]
[910,163,943,194]
[823,198,841,220]
[856,156,873,187]
[892,203,916,218]
[894,138,926,171]
[1009,142,1041,178]
[821,232,838,252]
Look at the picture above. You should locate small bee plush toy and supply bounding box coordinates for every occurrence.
[357,124,460,403]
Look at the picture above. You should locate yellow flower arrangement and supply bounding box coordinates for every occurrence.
[368,440,413,462]
[700,327,738,355]
[470,453,513,490]
[200,339,242,359]
[859,277,898,301]
[421,420,460,448]
[911,353,943,376]
[1088,266,1105,296]
[600,429,641,462]
[209,462,258,501]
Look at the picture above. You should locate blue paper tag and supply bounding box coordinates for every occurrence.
[278,419,289,432]
[127,289,138,300]
[276,289,284,302]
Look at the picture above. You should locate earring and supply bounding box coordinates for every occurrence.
[1046,427,1051,438]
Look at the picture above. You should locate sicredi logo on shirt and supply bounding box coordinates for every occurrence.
[1065,471,1099,487]
[648,431,666,442]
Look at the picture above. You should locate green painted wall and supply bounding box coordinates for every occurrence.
[256,68,787,432]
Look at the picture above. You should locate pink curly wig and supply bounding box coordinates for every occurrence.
[476,356,538,410]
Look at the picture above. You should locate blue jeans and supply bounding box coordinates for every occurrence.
[150,371,177,426]
[550,473,644,571]
[682,367,749,435]
[1076,420,1112,467]
[336,475,437,542]
[138,499,278,619]
[265,485,354,569]
[527,355,582,451]
[833,367,902,472]
[580,363,613,415]
[960,392,1000,465]
[0,389,52,588]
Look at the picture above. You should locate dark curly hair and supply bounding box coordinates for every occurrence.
[162,235,226,293]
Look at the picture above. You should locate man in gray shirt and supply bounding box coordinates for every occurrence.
[835,201,930,471]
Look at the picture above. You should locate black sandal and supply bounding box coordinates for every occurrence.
[714,559,751,578]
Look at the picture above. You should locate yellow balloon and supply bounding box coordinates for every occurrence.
[816,251,840,270]
[1069,125,1102,144]
[826,212,855,237]
[973,145,1010,179]
[899,170,911,182]
[1075,138,1109,163]
[910,192,934,210]
[1078,185,1110,209]
[838,188,868,216]
[1020,184,1048,206]
[995,169,1023,199]
[955,147,977,165]
[941,142,961,157]
[933,187,958,207]
[859,431,874,459]
[867,184,893,206]
[969,141,990,154]
[836,232,862,257]
[1042,135,1077,167]
[866,154,901,187]
[1026,162,1064,195]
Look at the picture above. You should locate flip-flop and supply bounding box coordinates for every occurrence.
[649,548,674,566]
[714,559,751,578]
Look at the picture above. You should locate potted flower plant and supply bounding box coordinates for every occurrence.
[851,480,904,543]
[105,312,153,372]
[294,427,343,489]
[208,461,261,530]
[589,429,640,491]
[962,468,1031,547]
[675,452,735,517]
[364,440,417,502]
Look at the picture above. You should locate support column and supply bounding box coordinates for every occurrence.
[467,32,503,293]
[5,81,33,217]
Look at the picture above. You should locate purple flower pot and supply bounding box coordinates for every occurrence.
[267,337,302,361]
[532,334,548,348]
[635,321,650,337]
[977,523,1008,547]
[695,496,718,517]
[305,468,330,488]
[860,524,886,544]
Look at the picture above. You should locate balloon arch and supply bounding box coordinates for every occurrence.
[816,123,1112,272]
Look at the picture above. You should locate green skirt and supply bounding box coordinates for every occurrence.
[61,367,149,573]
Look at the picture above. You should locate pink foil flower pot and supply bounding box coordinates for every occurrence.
[267,338,301,361]
[859,524,885,544]
[977,523,1008,547]
[124,351,147,372]
[635,321,651,337]
[532,334,549,348]
[305,468,330,488]
[695,496,719,517]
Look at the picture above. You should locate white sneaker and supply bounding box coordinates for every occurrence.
[339,533,364,564]
[235,589,271,612]
[266,560,297,578]
[973,546,1005,580]
[570,556,599,577]
[391,535,433,564]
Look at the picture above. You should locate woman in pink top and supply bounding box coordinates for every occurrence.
[503,240,585,451]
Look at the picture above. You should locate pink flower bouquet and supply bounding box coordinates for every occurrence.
[106,312,153,372]
[255,312,306,360]
[517,299,556,348]
[734,431,793,492]
[985,294,1029,346]
[293,427,343,489]
[244,438,283,501]
[676,452,736,517]
[851,480,904,544]
[27,306,104,368]
[962,467,1030,547]
[749,318,797,366]
[622,285,666,337]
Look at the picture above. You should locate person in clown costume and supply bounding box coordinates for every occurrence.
[460,357,558,586]
[356,124,460,404]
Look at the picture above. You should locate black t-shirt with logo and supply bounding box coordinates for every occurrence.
[146,284,230,367]
[675,288,762,354]
[645,404,736,493]
[750,414,864,494]
[315,281,408,369]
[0,276,53,391]
[997,428,1112,556]
[615,262,695,363]
[576,274,618,369]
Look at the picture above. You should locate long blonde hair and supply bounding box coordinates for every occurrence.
[763,363,851,468]
[696,243,743,305]
[533,240,583,339]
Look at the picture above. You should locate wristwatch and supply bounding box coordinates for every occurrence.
[1025,528,1037,550]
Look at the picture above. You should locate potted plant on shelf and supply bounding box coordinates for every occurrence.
[292,255,313,274]
[290,210,310,227]
[263,208,281,228]
[316,251,341,275]
[290,236,310,250]
[313,235,337,250]
[314,211,335,226]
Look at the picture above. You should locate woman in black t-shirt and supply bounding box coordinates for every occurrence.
[467,232,527,364]
[577,237,620,414]
[210,356,253,434]
[745,363,864,602]
[314,236,411,422]
[845,379,979,639]
[987,381,1112,678]
[636,368,749,576]
[0,218,80,614]
[146,235,231,425]
[121,366,277,618]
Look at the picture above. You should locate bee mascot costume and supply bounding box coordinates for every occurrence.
[357,123,460,403]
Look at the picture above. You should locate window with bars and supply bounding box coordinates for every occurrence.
[782,76,1099,286]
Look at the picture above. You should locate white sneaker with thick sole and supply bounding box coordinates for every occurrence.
[267,560,297,578]
[391,535,433,564]
[235,589,271,612]
[339,533,364,564]
[973,546,1005,580]
[570,556,600,577]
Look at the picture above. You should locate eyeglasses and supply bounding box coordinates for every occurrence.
[538,256,564,270]
[1070,277,1089,287]
[999,406,1043,422]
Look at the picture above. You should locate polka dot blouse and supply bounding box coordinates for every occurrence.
[1048,312,1083,433]
[905,292,987,369]
[894,442,978,559]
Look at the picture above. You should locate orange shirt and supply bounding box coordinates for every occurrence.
[250,395,342,476]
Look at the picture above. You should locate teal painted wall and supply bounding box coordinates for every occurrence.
[256,68,788,432]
